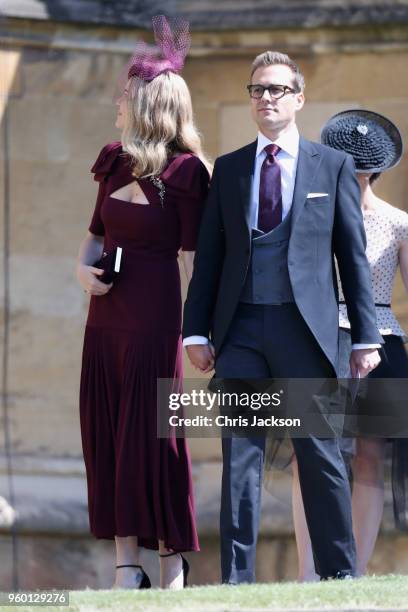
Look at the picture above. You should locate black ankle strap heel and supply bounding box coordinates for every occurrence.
[159,552,189,587]
[115,564,151,589]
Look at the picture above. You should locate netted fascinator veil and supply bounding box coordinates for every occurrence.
[114,15,191,99]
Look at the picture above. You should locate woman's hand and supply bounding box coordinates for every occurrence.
[77,263,113,296]
[76,232,112,296]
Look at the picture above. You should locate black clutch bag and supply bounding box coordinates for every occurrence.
[93,247,122,284]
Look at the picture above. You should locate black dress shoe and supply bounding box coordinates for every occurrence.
[159,552,190,587]
[115,564,151,588]
[321,571,354,581]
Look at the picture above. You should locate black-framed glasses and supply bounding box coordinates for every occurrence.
[247,83,297,100]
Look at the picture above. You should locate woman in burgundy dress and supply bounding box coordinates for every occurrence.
[76,16,210,590]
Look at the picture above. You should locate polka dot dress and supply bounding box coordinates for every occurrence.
[338,201,408,341]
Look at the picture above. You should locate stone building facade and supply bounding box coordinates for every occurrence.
[0,0,408,590]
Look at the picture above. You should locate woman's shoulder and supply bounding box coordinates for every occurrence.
[90,141,127,182]
[161,153,210,192]
[378,201,408,223]
[388,203,408,238]
[371,200,408,239]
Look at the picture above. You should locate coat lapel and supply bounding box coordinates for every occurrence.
[237,140,257,229]
[291,137,322,228]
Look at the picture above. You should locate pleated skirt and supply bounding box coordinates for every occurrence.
[79,325,199,551]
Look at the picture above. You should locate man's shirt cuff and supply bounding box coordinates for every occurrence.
[351,343,381,350]
[183,335,209,346]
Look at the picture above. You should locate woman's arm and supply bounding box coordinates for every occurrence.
[181,250,195,284]
[76,231,112,295]
[399,240,408,293]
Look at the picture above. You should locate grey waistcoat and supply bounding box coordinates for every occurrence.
[240,208,294,304]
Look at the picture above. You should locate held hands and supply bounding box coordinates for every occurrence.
[186,344,215,373]
[77,263,113,296]
[350,348,381,378]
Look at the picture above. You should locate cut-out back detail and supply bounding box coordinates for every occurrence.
[110,181,150,206]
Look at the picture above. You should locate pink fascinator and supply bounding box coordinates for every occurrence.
[127,15,190,83]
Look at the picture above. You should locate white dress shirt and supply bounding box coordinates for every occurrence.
[183,125,379,351]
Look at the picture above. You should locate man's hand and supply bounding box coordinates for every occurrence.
[350,348,381,378]
[186,344,215,373]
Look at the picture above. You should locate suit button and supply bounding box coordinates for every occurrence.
[255,268,261,274]
[254,295,260,301]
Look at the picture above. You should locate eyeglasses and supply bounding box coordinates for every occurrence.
[247,83,298,100]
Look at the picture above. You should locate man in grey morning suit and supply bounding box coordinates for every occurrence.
[183,52,382,583]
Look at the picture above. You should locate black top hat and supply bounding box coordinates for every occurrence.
[320,109,403,173]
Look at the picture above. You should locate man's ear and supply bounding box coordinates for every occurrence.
[295,92,305,111]
[296,92,305,111]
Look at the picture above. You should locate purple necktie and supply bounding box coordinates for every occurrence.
[258,144,282,233]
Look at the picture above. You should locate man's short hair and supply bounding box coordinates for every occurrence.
[251,51,305,92]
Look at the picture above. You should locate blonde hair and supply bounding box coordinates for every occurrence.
[251,51,305,92]
[121,72,211,178]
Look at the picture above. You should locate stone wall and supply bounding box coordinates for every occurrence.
[0,15,408,589]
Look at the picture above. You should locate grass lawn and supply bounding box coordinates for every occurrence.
[8,575,408,611]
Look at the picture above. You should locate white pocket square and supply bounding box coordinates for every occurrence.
[307,192,329,198]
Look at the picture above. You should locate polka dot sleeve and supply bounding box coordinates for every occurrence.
[396,211,408,245]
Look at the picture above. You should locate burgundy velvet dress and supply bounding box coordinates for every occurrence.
[79,142,209,551]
